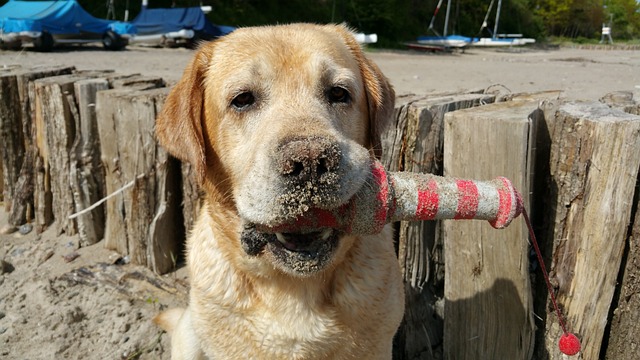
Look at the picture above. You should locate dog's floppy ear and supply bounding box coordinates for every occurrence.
[332,24,395,158]
[155,45,211,183]
[361,54,395,158]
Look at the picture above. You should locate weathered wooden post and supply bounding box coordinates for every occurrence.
[0,70,24,214]
[27,71,165,240]
[68,78,110,246]
[605,201,640,360]
[96,87,183,274]
[600,90,640,115]
[598,92,640,360]
[535,100,640,359]
[442,100,538,359]
[0,66,74,232]
[0,156,3,202]
[180,163,201,235]
[33,73,109,235]
[381,92,497,358]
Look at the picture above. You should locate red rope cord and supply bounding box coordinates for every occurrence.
[522,208,569,335]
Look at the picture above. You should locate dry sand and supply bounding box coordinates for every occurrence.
[0,43,639,359]
[2,44,639,99]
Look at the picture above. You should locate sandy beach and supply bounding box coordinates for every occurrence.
[3,44,639,100]
[1,43,639,359]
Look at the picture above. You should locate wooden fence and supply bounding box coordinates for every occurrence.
[1,66,639,359]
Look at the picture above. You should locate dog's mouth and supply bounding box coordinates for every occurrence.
[241,225,340,275]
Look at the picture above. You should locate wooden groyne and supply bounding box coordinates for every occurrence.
[1,65,639,359]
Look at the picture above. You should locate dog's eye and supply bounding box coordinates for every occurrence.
[231,92,255,110]
[327,86,350,104]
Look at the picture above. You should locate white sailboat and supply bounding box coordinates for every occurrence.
[415,0,470,49]
[415,0,535,49]
[471,0,536,47]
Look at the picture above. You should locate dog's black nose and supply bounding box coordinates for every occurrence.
[277,137,341,182]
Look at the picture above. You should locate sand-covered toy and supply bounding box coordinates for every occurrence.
[259,159,523,235]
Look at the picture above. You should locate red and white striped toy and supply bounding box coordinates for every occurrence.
[261,159,523,235]
[260,158,583,356]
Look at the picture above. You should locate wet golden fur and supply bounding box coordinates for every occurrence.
[154,23,404,359]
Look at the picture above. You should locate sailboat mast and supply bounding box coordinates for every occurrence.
[443,0,452,36]
[492,0,502,39]
[428,0,444,33]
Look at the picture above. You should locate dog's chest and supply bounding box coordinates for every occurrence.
[194,286,352,358]
[246,299,348,356]
[188,214,399,358]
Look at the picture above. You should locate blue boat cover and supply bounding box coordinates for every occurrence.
[416,35,473,42]
[132,7,233,38]
[0,0,135,35]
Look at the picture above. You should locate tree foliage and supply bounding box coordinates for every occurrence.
[605,0,640,39]
[3,0,639,42]
[534,0,604,38]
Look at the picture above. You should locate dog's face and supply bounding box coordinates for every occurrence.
[156,24,394,277]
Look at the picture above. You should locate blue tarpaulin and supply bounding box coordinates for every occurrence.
[132,7,233,39]
[0,0,135,35]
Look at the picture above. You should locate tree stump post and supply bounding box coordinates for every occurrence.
[33,73,105,235]
[0,156,3,203]
[68,78,110,246]
[0,72,24,214]
[0,66,74,230]
[600,91,640,115]
[596,91,640,359]
[380,94,424,172]
[96,87,183,274]
[382,92,496,359]
[605,199,640,360]
[536,100,640,359]
[442,100,538,359]
[180,162,201,235]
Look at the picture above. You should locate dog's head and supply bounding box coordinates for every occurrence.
[156,24,394,277]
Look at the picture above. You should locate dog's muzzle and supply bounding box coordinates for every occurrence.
[241,224,340,274]
[236,135,357,274]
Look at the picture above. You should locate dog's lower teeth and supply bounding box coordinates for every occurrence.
[321,229,333,240]
[275,233,287,244]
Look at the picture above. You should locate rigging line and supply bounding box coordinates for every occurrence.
[478,0,496,37]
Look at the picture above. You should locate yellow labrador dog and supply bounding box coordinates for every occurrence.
[154,23,404,359]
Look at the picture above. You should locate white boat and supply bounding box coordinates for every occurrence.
[415,0,535,49]
[416,35,470,48]
[414,0,470,49]
[470,36,535,47]
[470,0,535,47]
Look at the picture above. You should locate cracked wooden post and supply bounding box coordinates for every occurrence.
[605,195,640,360]
[180,162,202,236]
[96,87,183,274]
[32,72,110,235]
[0,156,3,204]
[0,66,74,230]
[600,91,640,115]
[69,78,110,246]
[535,100,640,359]
[380,92,496,359]
[0,70,23,214]
[443,100,538,359]
[597,91,640,359]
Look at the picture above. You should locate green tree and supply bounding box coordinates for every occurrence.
[605,0,640,39]
[11,0,638,44]
[534,0,572,35]
[534,0,604,37]
[500,0,546,38]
